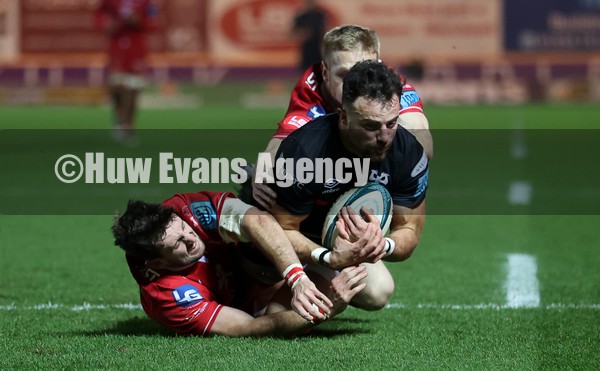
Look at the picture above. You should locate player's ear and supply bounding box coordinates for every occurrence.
[338,107,348,127]
[321,60,329,82]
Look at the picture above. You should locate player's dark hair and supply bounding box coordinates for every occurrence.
[342,60,404,108]
[112,200,174,260]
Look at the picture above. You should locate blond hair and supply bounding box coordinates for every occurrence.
[322,25,381,64]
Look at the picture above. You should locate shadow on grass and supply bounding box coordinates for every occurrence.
[302,317,374,338]
[71,315,373,339]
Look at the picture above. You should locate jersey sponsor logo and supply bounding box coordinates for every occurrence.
[369,170,390,185]
[307,105,326,119]
[411,152,428,177]
[324,178,340,189]
[414,169,429,199]
[401,90,420,108]
[190,201,217,230]
[305,72,318,91]
[286,115,310,129]
[172,284,203,307]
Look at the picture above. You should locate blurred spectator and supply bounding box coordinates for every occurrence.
[95,0,157,144]
[291,0,327,72]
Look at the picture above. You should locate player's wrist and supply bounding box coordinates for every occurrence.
[383,237,396,256]
[283,263,307,289]
[310,247,331,268]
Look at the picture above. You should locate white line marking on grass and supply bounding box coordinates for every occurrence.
[2,302,599,311]
[383,303,600,310]
[508,181,532,205]
[505,254,540,308]
[0,302,143,311]
[510,129,527,160]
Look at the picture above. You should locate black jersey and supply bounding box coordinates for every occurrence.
[274,112,428,242]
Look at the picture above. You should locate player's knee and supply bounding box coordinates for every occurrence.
[353,277,394,311]
[367,281,394,310]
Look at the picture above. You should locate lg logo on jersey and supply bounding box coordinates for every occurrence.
[369,170,390,185]
[304,72,318,91]
[172,284,203,307]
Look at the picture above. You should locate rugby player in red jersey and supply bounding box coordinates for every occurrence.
[95,0,157,144]
[112,191,367,337]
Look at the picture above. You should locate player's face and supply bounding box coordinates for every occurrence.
[322,49,378,108]
[155,215,205,268]
[340,95,400,162]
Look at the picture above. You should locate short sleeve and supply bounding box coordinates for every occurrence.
[141,280,223,336]
[391,149,428,208]
[218,198,253,243]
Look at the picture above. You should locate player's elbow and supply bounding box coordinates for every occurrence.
[246,209,276,231]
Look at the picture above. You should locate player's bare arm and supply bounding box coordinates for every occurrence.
[398,112,433,159]
[385,201,426,261]
[239,207,332,320]
[209,265,368,337]
[269,203,318,262]
[271,203,385,270]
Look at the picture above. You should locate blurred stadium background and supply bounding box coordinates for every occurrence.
[0,0,598,107]
[1,1,599,369]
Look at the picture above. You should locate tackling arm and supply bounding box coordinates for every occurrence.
[269,203,318,263]
[209,265,368,337]
[222,201,331,320]
[398,112,433,159]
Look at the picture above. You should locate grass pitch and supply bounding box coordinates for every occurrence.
[1,101,599,369]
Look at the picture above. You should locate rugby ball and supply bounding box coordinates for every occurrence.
[321,183,393,249]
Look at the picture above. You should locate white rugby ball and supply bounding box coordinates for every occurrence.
[321,183,393,249]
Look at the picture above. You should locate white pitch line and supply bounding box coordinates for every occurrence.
[385,303,600,310]
[508,181,532,205]
[510,128,528,160]
[1,302,599,311]
[505,254,540,308]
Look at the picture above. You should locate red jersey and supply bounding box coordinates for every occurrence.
[95,0,156,74]
[126,191,256,336]
[272,63,425,140]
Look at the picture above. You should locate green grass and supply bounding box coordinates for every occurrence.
[1,100,599,369]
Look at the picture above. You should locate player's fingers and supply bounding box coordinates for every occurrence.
[357,224,376,254]
[344,265,367,281]
[303,290,331,315]
[347,270,368,286]
[313,290,333,308]
[345,206,368,229]
[292,300,314,321]
[360,207,380,226]
[301,296,328,320]
[366,233,385,259]
[340,207,362,233]
[255,196,272,210]
[347,283,368,299]
[337,265,364,283]
[335,219,350,240]
[259,182,277,198]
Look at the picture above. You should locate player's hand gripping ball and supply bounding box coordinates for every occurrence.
[321,183,393,249]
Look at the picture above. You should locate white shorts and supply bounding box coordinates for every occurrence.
[108,72,146,90]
